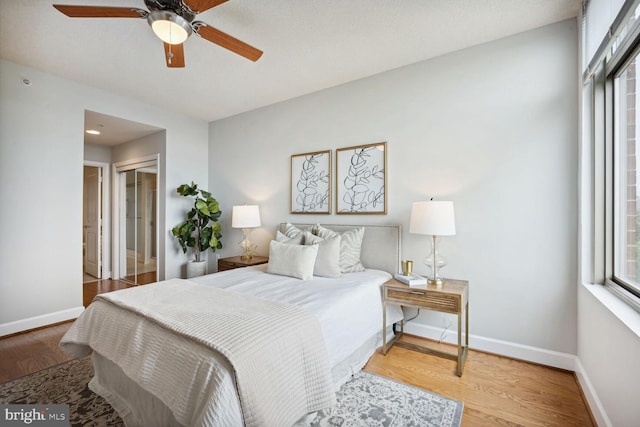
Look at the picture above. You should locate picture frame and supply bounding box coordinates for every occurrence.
[336,142,387,214]
[290,150,332,214]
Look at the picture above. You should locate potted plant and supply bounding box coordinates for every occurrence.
[171,182,223,278]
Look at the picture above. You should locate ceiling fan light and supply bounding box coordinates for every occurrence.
[148,11,191,45]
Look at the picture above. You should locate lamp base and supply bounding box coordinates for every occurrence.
[239,228,257,261]
[428,277,445,287]
[425,235,447,288]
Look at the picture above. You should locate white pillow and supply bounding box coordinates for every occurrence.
[315,225,365,273]
[267,240,318,280]
[304,231,341,278]
[275,230,304,245]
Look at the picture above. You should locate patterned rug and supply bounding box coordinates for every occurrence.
[0,357,463,427]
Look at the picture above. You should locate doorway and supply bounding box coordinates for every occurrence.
[82,161,110,284]
[84,110,165,286]
[114,157,158,285]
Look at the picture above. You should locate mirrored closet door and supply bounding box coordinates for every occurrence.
[116,160,158,285]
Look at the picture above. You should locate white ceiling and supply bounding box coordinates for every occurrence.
[84,110,163,146]
[1,0,581,143]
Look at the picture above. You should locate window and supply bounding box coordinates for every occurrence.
[613,50,640,299]
[584,0,640,309]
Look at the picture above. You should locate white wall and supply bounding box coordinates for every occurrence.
[210,20,579,361]
[577,285,640,426]
[111,132,166,164]
[84,143,112,163]
[0,59,208,335]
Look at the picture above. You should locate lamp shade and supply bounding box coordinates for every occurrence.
[232,205,261,228]
[409,201,456,236]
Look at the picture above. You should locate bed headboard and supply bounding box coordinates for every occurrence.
[280,223,401,275]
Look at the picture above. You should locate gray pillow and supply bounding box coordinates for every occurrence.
[281,222,306,239]
[304,231,341,278]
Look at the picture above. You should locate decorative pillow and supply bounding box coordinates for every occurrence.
[281,222,306,239]
[275,230,305,245]
[267,240,318,280]
[315,225,365,273]
[303,231,341,278]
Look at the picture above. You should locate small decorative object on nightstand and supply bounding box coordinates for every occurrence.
[382,278,469,376]
[395,259,427,286]
[401,260,413,275]
[393,273,427,286]
[218,255,268,272]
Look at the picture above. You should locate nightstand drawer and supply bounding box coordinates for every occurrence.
[218,260,244,271]
[385,288,460,313]
[218,256,268,272]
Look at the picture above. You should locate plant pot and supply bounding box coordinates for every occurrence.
[186,260,207,278]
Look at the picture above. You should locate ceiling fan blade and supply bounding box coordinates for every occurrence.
[163,43,185,68]
[183,0,229,14]
[193,22,263,62]
[53,5,147,18]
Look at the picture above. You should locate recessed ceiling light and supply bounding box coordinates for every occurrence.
[86,130,101,135]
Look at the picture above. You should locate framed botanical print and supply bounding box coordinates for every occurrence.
[336,142,387,214]
[290,150,331,214]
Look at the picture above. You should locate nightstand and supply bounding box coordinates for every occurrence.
[382,278,469,376]
[218,255,269,271]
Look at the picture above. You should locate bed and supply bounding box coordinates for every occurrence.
[61,223,404,427]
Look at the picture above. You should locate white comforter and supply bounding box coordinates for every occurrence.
[191,265,403,370]
[61,266,403,427]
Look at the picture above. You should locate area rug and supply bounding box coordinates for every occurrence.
[0,357,463,427]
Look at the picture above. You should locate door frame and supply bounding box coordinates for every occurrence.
[112,154,161,283]
[83,160,111,280]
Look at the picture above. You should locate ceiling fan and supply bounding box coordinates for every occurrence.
[53,0,263,68]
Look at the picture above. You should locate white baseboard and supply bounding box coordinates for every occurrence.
[403,322,577,370]
[573,357,612,427]
[0,306,84,337]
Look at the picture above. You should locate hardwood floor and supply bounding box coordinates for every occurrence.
[81,278,138,307]
[0,285,594,426]
[0,322,74,383]
[0,279,135,382]
[121,271,157,286]
[366,335,595,426]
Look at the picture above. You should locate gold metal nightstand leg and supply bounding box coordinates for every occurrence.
[456,301,469,376]
[457,310,462,376]
[382,301,404,355]
[383,302,387,354]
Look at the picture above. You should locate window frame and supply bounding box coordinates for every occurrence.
[603,28,640,309]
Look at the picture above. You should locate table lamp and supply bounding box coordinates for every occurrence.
[232,205,261,261]
[409,200,456,286]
